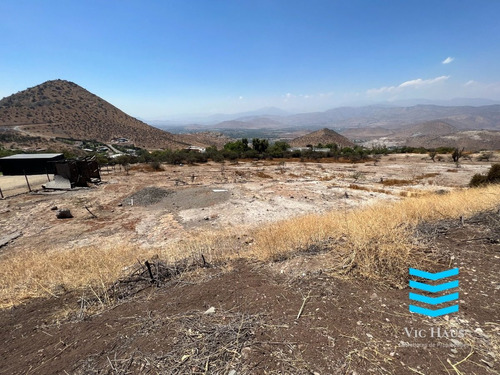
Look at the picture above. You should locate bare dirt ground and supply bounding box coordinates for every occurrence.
[0,154,494,254]
[0,154,499,374]
[0,210,499,374]
[0,174,53,197]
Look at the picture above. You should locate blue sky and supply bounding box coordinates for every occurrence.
[1,0,499,119]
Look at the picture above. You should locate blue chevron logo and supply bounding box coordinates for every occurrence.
[409,304,459,317]
[409,292,459,305]
[409,280,459,293]
[409,268,459,317]
[409,268,459,280]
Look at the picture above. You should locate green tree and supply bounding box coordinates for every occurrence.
[252,138,269,153]
[268,141,290,158]
[223,138,250,153]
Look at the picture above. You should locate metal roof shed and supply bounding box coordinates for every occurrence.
[0,153,64,175]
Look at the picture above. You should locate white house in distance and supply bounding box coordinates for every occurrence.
[288,146,331,153]
[185,146,206,153]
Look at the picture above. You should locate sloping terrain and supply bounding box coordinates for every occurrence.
[290,127,355,147]
[340,126,394,140]
[393,120,457,138]
[0,129,87,154]
[405,130,500,150]
[0,157,499,373]
[175,131,234,148]
[0,80,187,149]
[191,105,500,132]
[346,120,500,151]
[212,117,286,130]
[0,210,498,374]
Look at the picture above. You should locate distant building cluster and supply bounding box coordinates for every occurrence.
[111,137,131,144]
[287,146,331,153]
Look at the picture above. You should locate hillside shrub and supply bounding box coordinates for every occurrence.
[469,174,488,187]
[487,163,500,182]
[469,163,500,187]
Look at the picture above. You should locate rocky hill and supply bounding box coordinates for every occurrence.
[340,126,394,140]
[346,119,500,151]
[393,120,457,139]
[0,80,188,149]
[290,128,355,147]
[405,130,500,151]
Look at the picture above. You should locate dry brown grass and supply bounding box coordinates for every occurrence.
[319,175,335,181]
[249,184,500,285]
[1,185,499,308]
[349,184,392,195]
[0,230,242,309]
[381,178,415,186]
[255,171,273,179]
[416,172,440,179]
[0,245,144,308]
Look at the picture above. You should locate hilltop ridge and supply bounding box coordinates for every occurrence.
[289,128,355,147]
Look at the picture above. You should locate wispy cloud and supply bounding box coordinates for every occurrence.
[399,76,449,88]
[462,80,500,95]
[442,56,454,64]
[367,76,450,95]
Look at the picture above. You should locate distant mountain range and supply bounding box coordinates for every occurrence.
[166,106,500,150]
[156,103,500,134]
[148,107,290,126]
[1,80,499,151]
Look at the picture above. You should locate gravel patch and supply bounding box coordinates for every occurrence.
[123,186,230,210]
[123,187,173,206]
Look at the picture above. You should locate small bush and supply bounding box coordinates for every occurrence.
[477,152,493,162]
[469,163,500,187]
[381,178,414,186]
[470,174,487,187]
[255,171,272,179]
[487,163,500,181]
[149,161,164,171]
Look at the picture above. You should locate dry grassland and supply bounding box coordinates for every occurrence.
[1,184,499,308]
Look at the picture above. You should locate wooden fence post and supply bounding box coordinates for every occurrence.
[23,170,32,192]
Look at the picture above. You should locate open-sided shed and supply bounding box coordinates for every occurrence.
[0,153,64,175]
[53,158,101,187]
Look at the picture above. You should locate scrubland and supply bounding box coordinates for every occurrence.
[1,175,498,308]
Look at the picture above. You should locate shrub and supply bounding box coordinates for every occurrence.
[487,163,500,183]
[477,152,493,162]
[469,174,488,187]
[149,160,163,171]
[469,163,500,187]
